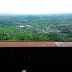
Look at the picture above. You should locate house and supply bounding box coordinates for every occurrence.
[26,25,30,28]
[18,25,25,28]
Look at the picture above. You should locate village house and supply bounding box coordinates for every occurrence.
[42,29,45,32]
[44,31,48,34]
[26,25,30,28]
[18,25,25,28]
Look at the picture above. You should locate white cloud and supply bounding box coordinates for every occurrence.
[0,0,72,14]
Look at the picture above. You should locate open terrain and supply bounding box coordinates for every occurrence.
[0,13,72,41]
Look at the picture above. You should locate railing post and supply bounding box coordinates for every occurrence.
[22,70,27,72]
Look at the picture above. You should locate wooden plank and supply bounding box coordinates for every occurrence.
[0,41,58,47]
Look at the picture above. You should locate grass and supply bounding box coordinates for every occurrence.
[48,24,72,27]
[28,31,38,35]
[37,23,72,29]
[0,23,72,36]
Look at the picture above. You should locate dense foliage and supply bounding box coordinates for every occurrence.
[0,29,71,41]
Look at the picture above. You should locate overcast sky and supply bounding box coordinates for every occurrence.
[0,0,72,14]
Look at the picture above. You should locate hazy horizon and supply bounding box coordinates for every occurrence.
[0,0,72,14]
[0,12,72,15]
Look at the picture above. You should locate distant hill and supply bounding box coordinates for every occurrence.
[0,12,72,16]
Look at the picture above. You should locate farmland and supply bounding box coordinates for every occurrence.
[0,13,72,41]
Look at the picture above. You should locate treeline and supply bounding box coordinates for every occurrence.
[1,15,72,28]
[23,15,72,25]
[0,29,72,41]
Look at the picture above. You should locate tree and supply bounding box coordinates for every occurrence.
[0,29,9,40]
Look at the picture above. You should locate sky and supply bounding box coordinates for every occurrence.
[0,0,72,14]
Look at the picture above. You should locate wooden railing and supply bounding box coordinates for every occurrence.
[0,41,57,47]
